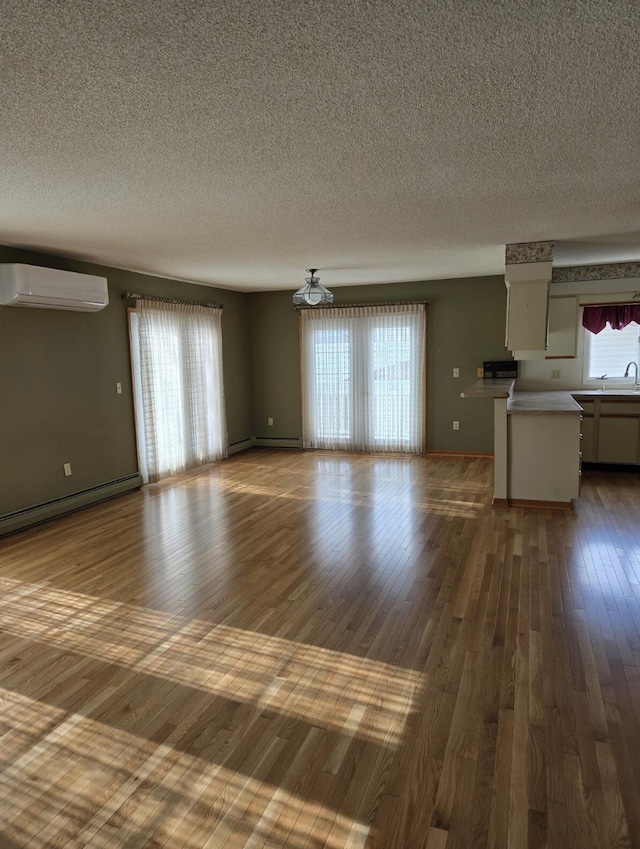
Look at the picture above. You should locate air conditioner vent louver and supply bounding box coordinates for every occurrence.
[0,264,109,312]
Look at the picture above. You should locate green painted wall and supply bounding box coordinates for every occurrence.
[249,276,507,452]
[0,243,506,520]
[0,245,251,516]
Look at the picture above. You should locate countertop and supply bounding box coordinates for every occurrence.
[461,379,514,399]
[462,381,640,413]
[569,389,640,397]
[507,391,582,415]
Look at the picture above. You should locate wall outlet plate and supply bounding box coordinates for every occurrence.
[63,463,72,476]
[477,367,484,378]
[453,420,460,431]
[453,367,460,378]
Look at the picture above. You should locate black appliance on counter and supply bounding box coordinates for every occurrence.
[483,360,518,379]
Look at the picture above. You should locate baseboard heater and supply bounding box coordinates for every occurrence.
[252,437,303,449]
[228,438,254,455]
[0,473,143,537]
[228,437,303,451]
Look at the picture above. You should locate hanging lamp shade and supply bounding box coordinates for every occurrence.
[292,269,334,307]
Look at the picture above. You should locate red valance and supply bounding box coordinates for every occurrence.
[582,304,640,334]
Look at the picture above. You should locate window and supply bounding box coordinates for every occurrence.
[301,304,426,453]
[585,321,640,381]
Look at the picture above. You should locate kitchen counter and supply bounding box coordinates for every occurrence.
[461,382,640,507]
[570,389,640,397]
[507,391,582,415]
[463,384,640,401]
[576,392,640,465]
[462,381,581,508]
[460,378,514,398]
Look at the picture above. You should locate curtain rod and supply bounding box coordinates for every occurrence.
[294,299,428,310]
[122,292,224,309]
[581,296,640,306]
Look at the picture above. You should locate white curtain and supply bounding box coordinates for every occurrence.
[301,303,426,453]
[133,299,227,482]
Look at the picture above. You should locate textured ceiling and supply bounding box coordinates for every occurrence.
[2,0,640,292]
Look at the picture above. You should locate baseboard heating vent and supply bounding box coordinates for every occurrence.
[252,436,303,449]
[0,473,143,537]
[228,438,254,455]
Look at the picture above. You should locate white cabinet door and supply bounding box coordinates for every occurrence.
[598,416,640,464]
[546,297,578,359]
[505,280,549,352]
[508,413,581,504]
[580,416,595,462]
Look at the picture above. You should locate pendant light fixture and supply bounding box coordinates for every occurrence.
[292,268,334,307]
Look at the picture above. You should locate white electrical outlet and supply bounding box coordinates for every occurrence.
[453,421,460,431]
[453,367,460,378]
[551,369,561,379]
[116,382,122,394]
[268,417,274,426]
[63,463,72,476]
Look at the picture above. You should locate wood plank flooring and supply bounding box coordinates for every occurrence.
[1,449,640,848]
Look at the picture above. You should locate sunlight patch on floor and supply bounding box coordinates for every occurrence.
[207,462,486,520]
[0,688,370,849]
[0,577,422,747]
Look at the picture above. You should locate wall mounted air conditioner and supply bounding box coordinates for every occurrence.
[0,264,109,312]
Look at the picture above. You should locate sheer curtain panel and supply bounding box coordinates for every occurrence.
[301,303,426,453]
[134,300,227,482]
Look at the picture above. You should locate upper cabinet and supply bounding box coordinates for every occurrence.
[510,294,580,360]
[505,259,553,355]
[546,296,578,358]
[504,260,578,359]
[505,279,550,351]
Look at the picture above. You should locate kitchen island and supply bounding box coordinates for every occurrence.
[462,380,583,508]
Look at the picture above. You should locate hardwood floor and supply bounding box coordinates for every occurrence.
[1,449,640,848]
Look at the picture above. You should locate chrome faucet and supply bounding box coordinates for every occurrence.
[624,361,639,389]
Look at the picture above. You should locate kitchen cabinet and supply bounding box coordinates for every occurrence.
[505,279,549,351]
[512,295,579,360]
[546,296,578,358]
[598,417,639,463]
[572,396,640,465]
[597,411,640,464]
[580,414,595,462]
[508,411,581,505]
[462,383,582,507]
